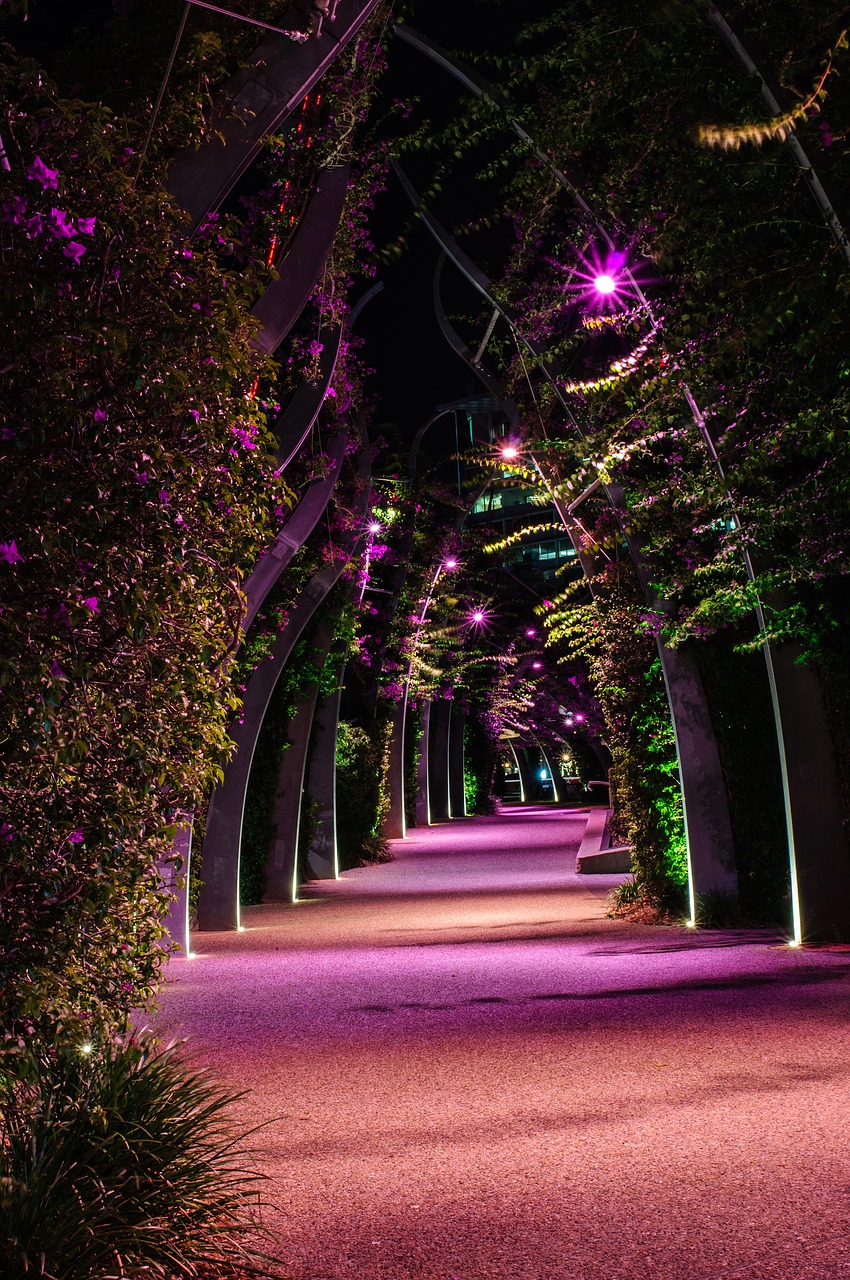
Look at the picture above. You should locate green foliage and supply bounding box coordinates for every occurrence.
[695,887,741,930]
[0,61,288,1046]
[335,718,392,867]
[610,876,641,909]
[0,1033,283,1280]
[410,0,850,917]
[463,713,499,814]
[546,565,687,897]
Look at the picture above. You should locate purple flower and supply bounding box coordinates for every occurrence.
[2,196,27,224]
[63,240,86,264]
[231,424,257,450]
[76,216,96,235]
[82,596,99,612]
[93,408,107,423]
[23,214,43,237]
[0,541,24,565]
[49,208,76,239]
[68,831,84,844]
[1,427,16,441]
[26,156,59,190]
[49,659,65,679]
[158,489,169,504]
[188,409,200,423]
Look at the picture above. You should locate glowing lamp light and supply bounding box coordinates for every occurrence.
[80,1043,93,1056]
[368,521,382,534]
[472,610,485,623]
[532,661,542,670]
[501,444,520,460]
[525,628,536,637]
[444,557,458,570]
[593,272,617,295]
[575,713,585,723]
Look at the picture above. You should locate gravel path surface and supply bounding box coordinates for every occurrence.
[154,804,850,1279]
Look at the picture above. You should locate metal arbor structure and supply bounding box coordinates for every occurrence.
[391,22,850,943]
[161,0,383,950]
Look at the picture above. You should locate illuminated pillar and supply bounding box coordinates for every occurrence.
[265,614,337,901]
[160,825,191,956]
[415,701,432,827]
[197,564,348,931]
[304,662,345,879]
[449,701,466,817]
[770,648,850,942]
[428,698,452,823]
[382,701,407,839]
[514,743,535,805]
[538,742,564,803]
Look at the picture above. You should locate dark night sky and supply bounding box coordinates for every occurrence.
[357,1,531,454]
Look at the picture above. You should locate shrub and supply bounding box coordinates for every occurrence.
[0,60,287,1044]
[0,1033,283,1280]
[695,887,741,930]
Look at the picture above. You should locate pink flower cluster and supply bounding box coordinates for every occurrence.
[0,156,98,265]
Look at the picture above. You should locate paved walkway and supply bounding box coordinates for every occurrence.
[155,804,850,1280]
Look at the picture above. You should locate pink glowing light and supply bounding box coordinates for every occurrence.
[525,628,536,637]
[368,521,382,534]
[532,661,542,670]
[501,444,520,460]
[444,557,458,570]
[575,713,585,722]
[593,272,617,295]
[472,610,485,623]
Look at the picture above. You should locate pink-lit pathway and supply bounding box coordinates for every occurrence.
[155,805,850,1280]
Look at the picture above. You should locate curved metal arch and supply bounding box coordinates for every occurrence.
[707,6,850,268]
[427,228,737,914]
[168,0,384,232]
[250,166,352,356]
[395,21,850,941]
[243,423,349,631]
[197,435,372,931]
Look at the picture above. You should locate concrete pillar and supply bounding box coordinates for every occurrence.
[770,647,850,942]
[658,643,738,901]
[605,485,737,907]
[304,662,345,879]
[197,564,346,931]
[428,698,452,822]
[449,701,466,817]
[167,0,384,231]
[160,825,192,956]
[415,701,432,827]
[538,741,564,803]
[382,700,407,839]
[513,742,534,804]
[265,614,337,901]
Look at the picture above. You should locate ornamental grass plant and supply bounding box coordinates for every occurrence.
[0,1033,285,1280]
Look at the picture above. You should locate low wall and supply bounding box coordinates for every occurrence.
[576,808,632,874]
